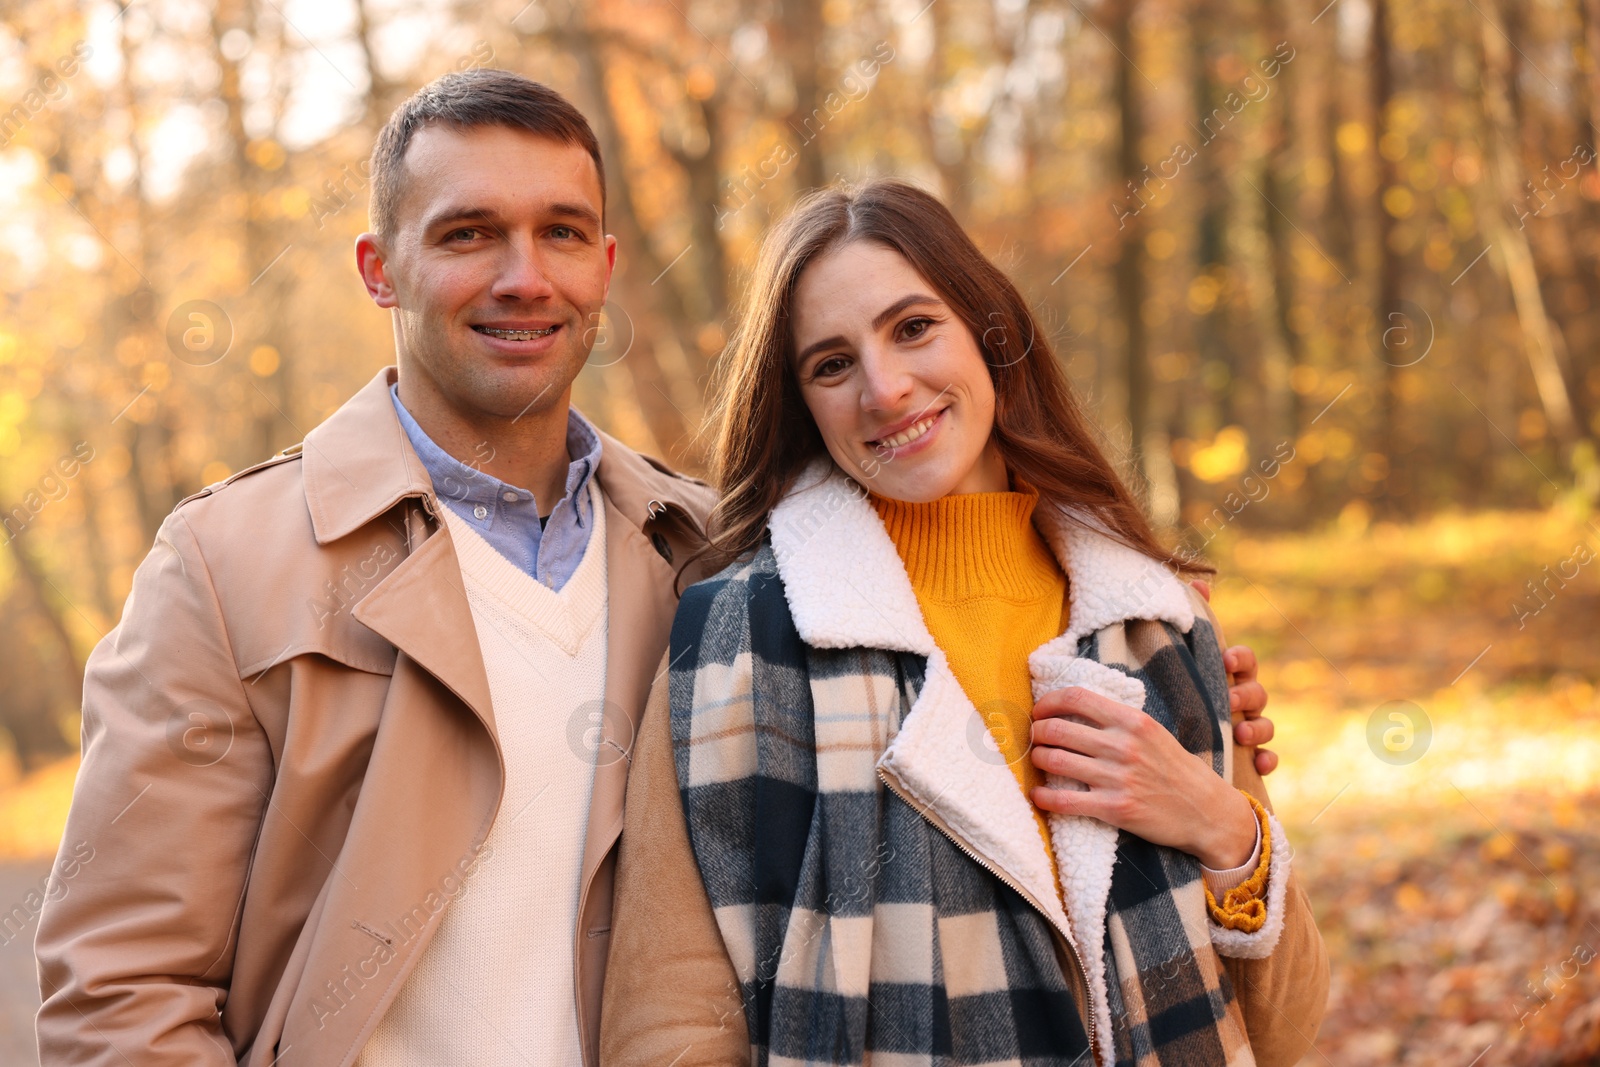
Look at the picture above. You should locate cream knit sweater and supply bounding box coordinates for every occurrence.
[357,486,609,1066]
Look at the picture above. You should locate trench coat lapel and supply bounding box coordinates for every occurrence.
[579,427,714,894]
[352,522,497,740]
[278,369,507,1064]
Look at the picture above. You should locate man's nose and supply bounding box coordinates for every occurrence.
[490,235,557,302]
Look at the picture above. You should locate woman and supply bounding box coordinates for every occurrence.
[602,179,1328,1066]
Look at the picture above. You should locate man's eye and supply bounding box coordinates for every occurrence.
[447,227,483,242]
[550,225,578,240]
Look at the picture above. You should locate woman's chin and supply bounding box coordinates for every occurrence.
[859,463,962,503]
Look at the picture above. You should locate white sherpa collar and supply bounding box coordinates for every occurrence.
[767,458,1196,652]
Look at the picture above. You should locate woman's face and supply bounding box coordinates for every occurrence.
[790,240,1009,502]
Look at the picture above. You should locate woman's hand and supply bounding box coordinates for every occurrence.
[1027,686,1258,870]
[1190,579,1277,777]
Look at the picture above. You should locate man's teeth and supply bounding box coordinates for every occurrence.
[874,413,939,449]
[476,325,558,340]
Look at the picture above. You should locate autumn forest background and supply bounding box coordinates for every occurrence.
[2,0,1599,1061]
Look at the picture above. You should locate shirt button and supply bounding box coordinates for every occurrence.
[473,504,488,520]
[502,491,518,502]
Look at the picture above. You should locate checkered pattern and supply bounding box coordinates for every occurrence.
[1088,620,1253,1065]
[670,541,1258,1066]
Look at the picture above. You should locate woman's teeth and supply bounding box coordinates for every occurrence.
[874,412,939,449]
[476,325,558,340]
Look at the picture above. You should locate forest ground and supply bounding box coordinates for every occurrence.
[1208,505,1600,1066]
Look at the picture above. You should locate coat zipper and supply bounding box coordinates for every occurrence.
[876,765,1100,1064]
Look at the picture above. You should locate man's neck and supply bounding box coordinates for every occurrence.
[396,376,574,514]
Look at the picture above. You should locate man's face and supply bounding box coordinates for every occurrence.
[363,123,615,423]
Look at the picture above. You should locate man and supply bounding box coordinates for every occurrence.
[35,69,1277,1066]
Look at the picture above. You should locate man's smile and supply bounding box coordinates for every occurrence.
[472,324,561,340]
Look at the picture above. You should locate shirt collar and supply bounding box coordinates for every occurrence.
[388,383,602,519]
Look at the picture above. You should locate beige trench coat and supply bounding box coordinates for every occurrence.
[34,367,717,1067]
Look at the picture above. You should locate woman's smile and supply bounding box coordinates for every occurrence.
[867,405,947,458]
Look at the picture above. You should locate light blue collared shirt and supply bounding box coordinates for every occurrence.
[390,384,602,590]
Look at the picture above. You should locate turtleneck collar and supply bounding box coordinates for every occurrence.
[868,481,1064,602]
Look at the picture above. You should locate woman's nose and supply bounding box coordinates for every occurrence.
[858,348,915,412]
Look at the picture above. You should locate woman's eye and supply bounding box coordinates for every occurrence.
[813,356,849,379]
[898,316,935,341]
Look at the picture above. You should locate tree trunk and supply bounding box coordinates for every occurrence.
[1370,0,1406,514]
[1477,2,1581,447]
[1188,0,1230,431]
[1114,0,1150,499]
[919,0,975,220]
[1260,0,1302,446]
[4,537,86,710]
[355,0,399,128]
[562,24,693,454]
[664,95,730,334]
[778,0,828,192]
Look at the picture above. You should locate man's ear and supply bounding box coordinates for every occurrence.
[601,232,618,302]
[356,233,398,308]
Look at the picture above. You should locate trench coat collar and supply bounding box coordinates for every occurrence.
[302,367,710,547]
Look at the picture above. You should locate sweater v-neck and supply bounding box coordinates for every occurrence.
[440,484,607,657]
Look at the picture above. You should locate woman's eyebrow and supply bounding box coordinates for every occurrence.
[795,293,944,366]
[870,293,942,330]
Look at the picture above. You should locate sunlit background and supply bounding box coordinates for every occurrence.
[2,0,1599,1061]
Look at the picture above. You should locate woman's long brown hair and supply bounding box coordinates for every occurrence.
[700,178,1210,578]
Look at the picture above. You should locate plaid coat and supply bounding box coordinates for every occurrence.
[670,461,1295,1067]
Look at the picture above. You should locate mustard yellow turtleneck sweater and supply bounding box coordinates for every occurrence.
[870,484,1067,888]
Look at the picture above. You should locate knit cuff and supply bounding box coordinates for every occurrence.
[1201,814,1262,895]
[1209,807,1293,959]
[1203,790,1271,933]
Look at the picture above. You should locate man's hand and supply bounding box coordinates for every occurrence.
[1190,579,1277,777]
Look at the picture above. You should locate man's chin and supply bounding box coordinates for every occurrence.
[456,352,582,421]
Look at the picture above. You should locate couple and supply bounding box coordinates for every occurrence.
[35,69,1325,1066]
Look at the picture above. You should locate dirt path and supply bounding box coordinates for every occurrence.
[0,861,50,1067]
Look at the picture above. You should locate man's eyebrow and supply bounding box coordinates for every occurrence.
[420,201,602,233]
[793,293,945,367]
[547,202,602,229]
[422,205,506,233]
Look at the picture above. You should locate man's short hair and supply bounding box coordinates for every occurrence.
[368,69,606,239]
